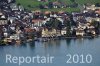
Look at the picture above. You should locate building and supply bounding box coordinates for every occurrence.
[42,28,57,37]
[76,28,85,36]
[61,29,66,36]
[0,15,8,25]
[32,19,44,27]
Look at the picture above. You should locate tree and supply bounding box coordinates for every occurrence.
[12,0,16,3]
[91,21,100,34]
[70,0,75,2]
[45,18,62,30]
[95,3,100,7]
[63,18,72,37]
[17,3,21,6]
[91,21,99,28]
[27,5,31,8]
[48,2,53,9]
[39,4,44,9]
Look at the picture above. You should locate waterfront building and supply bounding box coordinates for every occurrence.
[76,28,85,36]
[0,15,8,25]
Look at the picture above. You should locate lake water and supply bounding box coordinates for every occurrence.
[0,37,100,66]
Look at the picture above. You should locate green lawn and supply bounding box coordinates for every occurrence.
[16,0,100,12]
[16,0,73,7]
[32,8,80,13]
[76,0,100,5]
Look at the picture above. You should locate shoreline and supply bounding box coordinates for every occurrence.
[0,35,100,46]
[35,35,100,42]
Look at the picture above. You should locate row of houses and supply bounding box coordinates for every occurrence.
[0,2,35,43]
[0,2,100,44]
[38,1,78,9]
[72,4,100,36]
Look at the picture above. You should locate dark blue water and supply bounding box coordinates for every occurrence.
[0,37,100,66]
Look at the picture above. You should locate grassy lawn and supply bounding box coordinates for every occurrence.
[16,0,100,12]
[76,0,100,5]
[16,0,73,8]
[32,8,80,13]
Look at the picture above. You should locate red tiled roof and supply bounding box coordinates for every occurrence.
[32,19,44,23]
[95,9,100,14]
[24,28,35,32]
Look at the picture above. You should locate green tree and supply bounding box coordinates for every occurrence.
[45,17,62,30]
[91,21,100,34]
[63,18,72,37]
[70,0,75,2]
[91,21,99,27]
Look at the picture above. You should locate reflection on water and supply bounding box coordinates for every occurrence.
[66,38,72,47]
[0,37,100,66]
[43,40,61,48]
[2,37,95,49]
[41,37,95,48]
